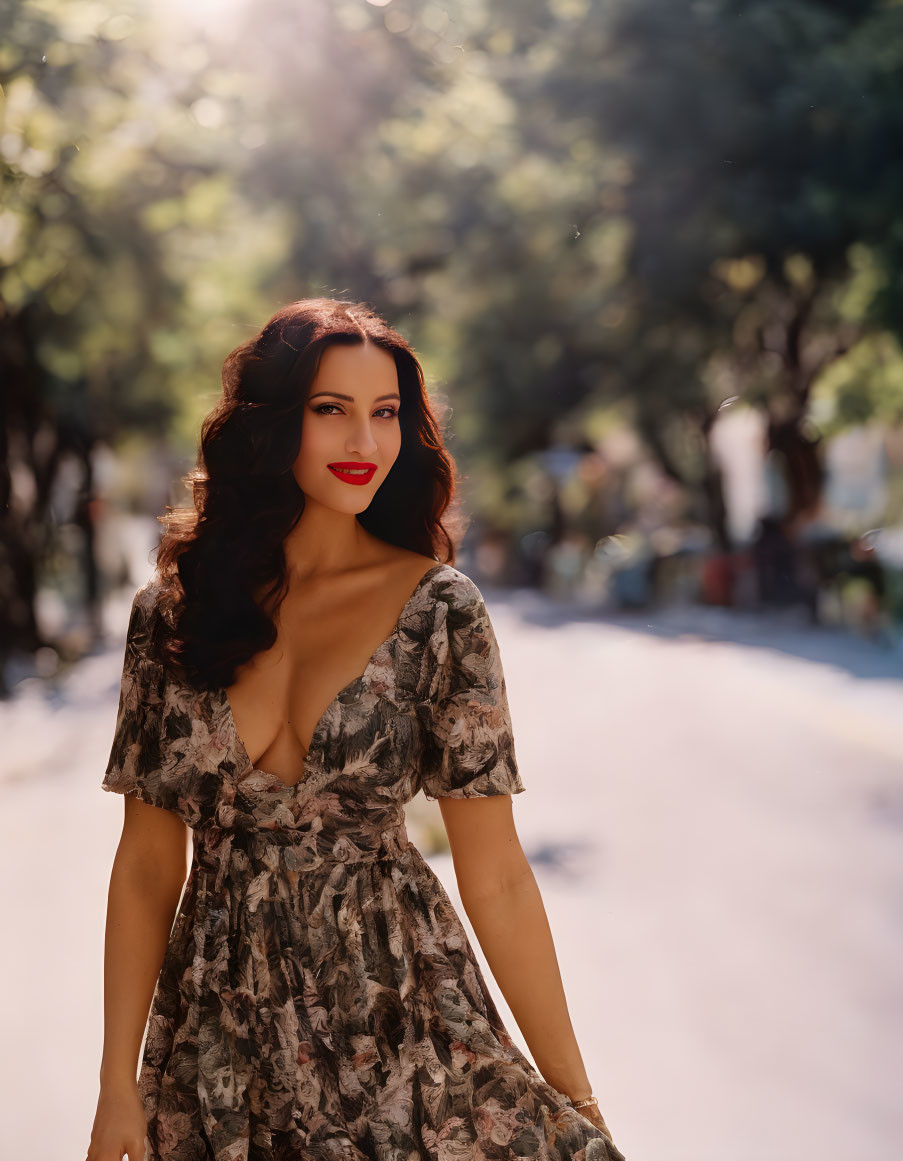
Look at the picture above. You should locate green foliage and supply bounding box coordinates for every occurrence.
[812,333,903,433]
[2,0,901,560]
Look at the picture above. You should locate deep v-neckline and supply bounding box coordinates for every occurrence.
[220,562,447,792]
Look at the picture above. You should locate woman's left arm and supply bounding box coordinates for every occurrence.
[437,793,595,1106]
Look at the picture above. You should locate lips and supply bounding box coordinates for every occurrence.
[327,462,377,486]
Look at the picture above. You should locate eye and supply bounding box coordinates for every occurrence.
[313,403,399,419]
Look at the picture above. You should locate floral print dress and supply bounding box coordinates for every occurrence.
[102,562,625,1161]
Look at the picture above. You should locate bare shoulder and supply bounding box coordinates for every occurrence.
[381,545,442,574]
[372,547,451,591]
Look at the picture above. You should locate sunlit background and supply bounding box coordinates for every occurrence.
[2,1,902,1158]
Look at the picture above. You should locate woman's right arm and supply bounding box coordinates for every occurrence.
[88,795,190,1161]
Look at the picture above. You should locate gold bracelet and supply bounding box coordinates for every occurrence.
[571,1095,599,1111]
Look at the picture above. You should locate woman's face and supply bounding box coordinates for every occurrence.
[293,341,402,514]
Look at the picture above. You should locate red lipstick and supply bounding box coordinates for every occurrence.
[327,462,377,486]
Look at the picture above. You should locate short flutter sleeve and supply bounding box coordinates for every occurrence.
[101,581,175,813]
[418,575,525,801]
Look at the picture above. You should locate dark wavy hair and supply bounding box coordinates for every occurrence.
[149,297,463,692]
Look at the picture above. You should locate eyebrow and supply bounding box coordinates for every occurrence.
[308,391,401,403]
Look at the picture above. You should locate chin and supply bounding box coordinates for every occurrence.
[305,488,376,516]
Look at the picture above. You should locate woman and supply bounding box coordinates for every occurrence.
[88,298,625,1161]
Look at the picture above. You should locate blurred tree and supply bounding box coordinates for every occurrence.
[1,0,206,675]
[534,0,903,540]
[3,0,902,682]
[0,0,419,673]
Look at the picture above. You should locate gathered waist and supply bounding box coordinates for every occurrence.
[192,816,412,891]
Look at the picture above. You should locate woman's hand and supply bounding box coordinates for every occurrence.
[86,1078,148,1161]
[583,1104,610,1133]
[576,1101,617,1144]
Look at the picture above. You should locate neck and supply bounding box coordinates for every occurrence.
[282,499,381,582]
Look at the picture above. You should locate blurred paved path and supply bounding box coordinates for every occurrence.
[2,585,901,1160]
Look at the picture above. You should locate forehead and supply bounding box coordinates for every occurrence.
[309,342,398,398]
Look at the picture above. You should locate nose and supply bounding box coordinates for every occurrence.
[346,415,378,457]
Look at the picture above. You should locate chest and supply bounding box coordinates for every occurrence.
[222,583,433,787]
